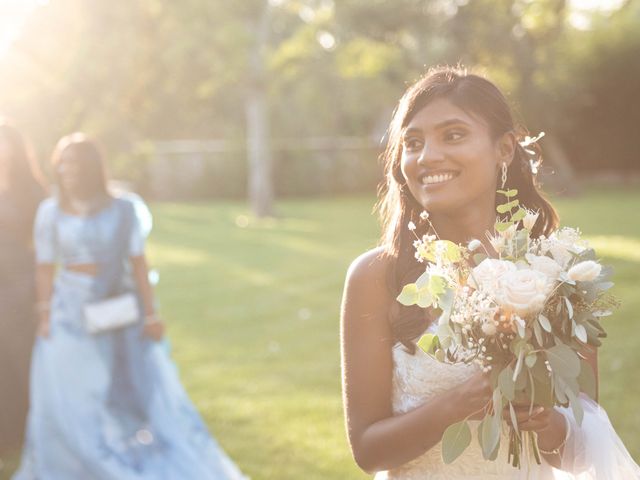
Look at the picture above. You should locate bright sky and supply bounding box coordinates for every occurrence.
[568,0,627,29]
[0,0,48,58]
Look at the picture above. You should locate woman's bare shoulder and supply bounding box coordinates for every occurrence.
[346,246,392,286]
[343,246,395,315]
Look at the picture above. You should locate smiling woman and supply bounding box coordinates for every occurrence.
[340,65,640,479]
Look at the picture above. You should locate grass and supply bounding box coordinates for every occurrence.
[1,186,638,479]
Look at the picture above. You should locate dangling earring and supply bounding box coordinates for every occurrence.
[501,162,508,189]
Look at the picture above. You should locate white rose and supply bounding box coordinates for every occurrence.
[468,258,517,292]
[496,268,552,317]
[525,253,563,282]
[567,260,602,282]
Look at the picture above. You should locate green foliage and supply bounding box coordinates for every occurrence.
[441,420,472,464]
[417,333,438,355]
[1,0,638,201]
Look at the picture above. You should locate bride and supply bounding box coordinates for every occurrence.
[340,66,640,479]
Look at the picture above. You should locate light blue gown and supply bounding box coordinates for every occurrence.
[14,195,246,480]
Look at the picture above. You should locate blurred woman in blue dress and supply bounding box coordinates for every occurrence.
[0,119,46,455]
[14,133,245,480]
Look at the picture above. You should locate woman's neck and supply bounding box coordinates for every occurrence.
[66,191,111,215]
[428,197,497,253]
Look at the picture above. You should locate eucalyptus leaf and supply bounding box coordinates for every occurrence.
[497,200,518,214]
[497,189,518,197]
[531,356,551,383]
[546,344,580,378]
[553,375,569,404]
[533,320,544,346]
[417,333,436,355]
[480,412,501,460]
[440,240,463,263]
[415,270,430,288]
[525,352,537,368]
[428,274,447,298]
[511,208,526,222]
[566,388,584,425]
[437,323,453,349]
[578,359,597,401]
[397,283,433,307]
[538,314,552,333]
[532,376,555,408]
[574,324,587,343]
[495,221,514,232]
[437,288,455,323]
[563,297,574,319]
[498,365,515,401]
[441,421,472,464]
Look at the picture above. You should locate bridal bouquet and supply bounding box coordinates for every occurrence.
[397,188,618,467]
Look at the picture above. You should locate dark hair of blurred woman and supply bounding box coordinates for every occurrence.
[50,132,111,211]
[0,117,46,454]
[0,118,46,235]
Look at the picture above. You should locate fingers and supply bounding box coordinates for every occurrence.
[503,405,552,431]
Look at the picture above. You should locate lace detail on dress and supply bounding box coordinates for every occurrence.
[376,334,533,480]
[373,327,639,480]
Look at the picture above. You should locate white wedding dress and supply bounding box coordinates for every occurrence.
[375,325,640,480]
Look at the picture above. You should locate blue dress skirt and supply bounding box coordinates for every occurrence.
[14,197,246,480]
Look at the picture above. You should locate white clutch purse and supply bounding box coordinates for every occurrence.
[84,293,140,334]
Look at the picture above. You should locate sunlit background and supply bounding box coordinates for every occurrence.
[1,1,639,479]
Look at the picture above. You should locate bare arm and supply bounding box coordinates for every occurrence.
[341,248,492,473]
[131,253,164,341]
[35,263,55,337]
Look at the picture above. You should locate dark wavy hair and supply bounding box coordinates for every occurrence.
[376,66,560,353]
[0,118,46,238]
[51,132,110,210]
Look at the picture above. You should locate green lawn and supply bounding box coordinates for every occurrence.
[2,186,639,479]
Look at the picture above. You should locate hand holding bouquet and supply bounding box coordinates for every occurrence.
[397,187,618,467]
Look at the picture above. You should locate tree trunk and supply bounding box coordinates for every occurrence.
[246,2,273,218]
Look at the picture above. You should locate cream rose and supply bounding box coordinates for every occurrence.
[525,253,563,282]
[496,268,552,317]
[468,258,517,292]
[567,260,602,282]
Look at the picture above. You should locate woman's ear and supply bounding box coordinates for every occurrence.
[496,131,517,167]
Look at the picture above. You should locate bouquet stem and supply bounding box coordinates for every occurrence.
[508,427,542,469]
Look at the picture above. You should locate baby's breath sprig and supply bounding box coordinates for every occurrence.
[419,210,440,240]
